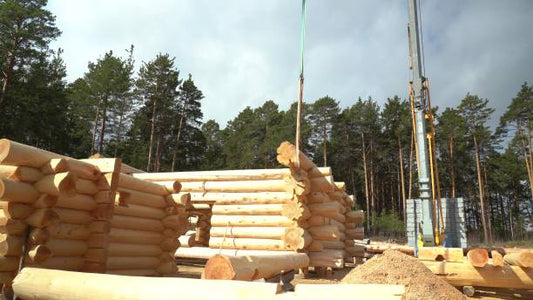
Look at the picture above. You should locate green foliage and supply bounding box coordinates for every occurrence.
[371,211,406,238]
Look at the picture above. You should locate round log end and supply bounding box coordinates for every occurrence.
[203,254,238,280]
[0,139,11,165]
[58,172,77,196]
[519,252,533,268]
[172,181,182,193]
[467,248,489,267]
[282,227,305,249]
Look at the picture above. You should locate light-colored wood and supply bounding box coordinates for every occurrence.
[0,178,40,203]
[88,221,110,233]
[76,178,99,195]
[119,162,144,174]
[1,212,28,235]
[40,158,69,175]
[55,208,93,225]
[334,182,346,191]
[109,227,165,245]
[117,188,167,208]
[504,251,533,268]
[209,237,295,251]
[175,247,294,260]
[110,214,164,232]
[418,247,464,262]
[56,194,96,211]
[105,269,158,276]
[0,165,42,182]
[210,226,297,240]
[345,210,364,224]
[116,173,173,196]
[12,268,280,300]
[190,192,296,205]
[0,139,61,168]
[307,240,323,252]
[107,242,162,256]
[307,215,345,231]
[64,159,101,181]
[26,244,52,263]
[364,243,414,255]
[79,158,121,173]
[422,260,533,289]
[45,238,88,256]
[33,194,57,208]
[345,245,365,257]
[491,250,504,267]
[90,204,114,221]
[34,172,77,196]
[307,192,330,203]
[177,180,298,194]
[308,249,344,268]
[1,201,33,219]
[345,227,364,240]
[166,193,191,207]
[308,225,341,241]
[178,234,196,247]
[309,176,335,192]
[319,240,345,249]
[133,168,330,182]
[28,228,49,244]
[308,201,345,218]
[276,141,317,172]
[211,215,295,227]
[48,223,90,240]
[106,256,160,270]
[294,284,404,299]
[30,256,84,271]
[203,253,309,280]
[113,203,166,220]
[467,248,489,267]
[212,203,306,220]
[0,256,18,272]
[25,209,59,228]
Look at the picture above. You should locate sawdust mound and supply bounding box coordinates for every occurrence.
[341,250,465,300]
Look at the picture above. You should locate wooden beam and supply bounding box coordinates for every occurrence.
[189,192,296,205]
[504,251,533,268]
[209,237,296,251]
[418,247,464,263]
[175,246,295,260]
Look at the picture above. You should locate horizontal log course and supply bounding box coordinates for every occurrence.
[210,226,298,240]
[0,165,42,182]
[189,192,297,205]
[345,210,364,224]
[88,221,110,234]
[203,252,309,281]
[87,234,108,248]
[160,238,179,252]
[133,168,331,182]
[212,202,306,220]
[504,251,533,268]
[113,204,166,220]
[345,245,365,257]
[110,214,164,232]
[117,173,174,196]
[107,242,162,256]
[178,234,196,247]
[0,234,22,256]
[308,249,344,268]
[29,256,85,271]
[76,179,99,195]
[29,228,49,244]
[177,180,302,195]
[84,249,106,263]
[33,194,57,208]
[209,237,296,251]
[63,159,101,181]
[422,260,533,289]
[310,176,335,193]
[307,240,323,252]
[34,172,77,196]
[345,227,364,240]
[210,215,296,227]
[1,201,33,219]
[418,247,464,262]
[79,158,121,174]
[109,227,165,244]
[0,215,27,235]
[0,178,40,204]
[12,268,281,300]
[0,256,19,272]
[161,215,181,230]
[106,256,160,270]
[308,225,341,241]
[55,194,96,211]
[55,208,93,225]
[307,215,345,231]
[175,246,295,260]
[26,245,52,264]
[166,193,191,207]
[308,192,331,204]
[468,248,489,267]
[318,240,345,249]
[25,208,59,228]
[308,202,345,218]
[0,139,62,168]
[117,188,167,208]
[45,238,88,256]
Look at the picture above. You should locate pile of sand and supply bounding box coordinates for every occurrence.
[341,250,465,300]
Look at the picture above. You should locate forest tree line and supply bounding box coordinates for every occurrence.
[1,0,531,243]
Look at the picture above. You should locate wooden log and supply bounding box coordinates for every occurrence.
[345,227,364,240]
[55,208,93,224]
[345,245,365,257]
[166,193,191,207]
[116,173,173,196]
[0,178,40,203]
[491,250,504,267]
[0,139,61,168]
[76,178,99,195]
[12,268,280,300]
[55,194,96,211]
[106,256,160,270]
[308,202,345,218]
[79,158,121,174]
[33,194,57,208]
[133,168,330,182]
[25,209,59,228]
[34,172,77,196]
[504,251,533,268]
[105,269,158,276]
[87,234,108,248]
[0,256,19,272]
[307,192,330,203]
[0,165,42,182]
[310,176,335,192]
[209,237,295,251]
[467,248,489,267]
[113,204,166,220]
[178,234,196,247]
[190,192,296,205]
[30,256,85,271]
[109,228,165,244]
[307,215,345,231]
[175,247,293,260]
[422,260,533,289]
[28,228,50,244]
[212,203,305,220]
[107,242,162,256]
[110,214,164,232]
[0,271,14,284]
[418,247,464,262]
[308,225,341,241]
[334,182,346,191]
[365,243,414,255]
[40,158,69,175]
[210,226,297,240]
[94,191,114,204]
[117,188,167,208]
[48,223,91,240]
[1,214,28,235]
[294,284,405,299]
[156,261,177,275]
[45,238,88,256]
[1,201,33,219]
[161,215,181,230]
[319,240,345,249]
[160,238,179,252]
[64,159,101,181]
[308,240,323,252]
[178,180,298,194]
[84,249,106,263]
[26,244,52,263]
[203,253,309,280]
[211,215,295,227]
[345,210,364,224]
[276,141,317,172]
[308,249,344,268]
[88,221,110,233]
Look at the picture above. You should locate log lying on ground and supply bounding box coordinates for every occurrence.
[504,251,533,268]
[364,243,414,256]
[12,268,280,300]
[417,247,464,263]
[189,192,296,205]
[209,237,296,251]
[467,248,489,267]
[203,253,309,281]
[491,250,504,267]
[175,247,296,260]
[422,260,533,289]
[211,215,295,227]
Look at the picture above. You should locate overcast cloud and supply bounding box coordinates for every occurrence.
[46,0,533,128]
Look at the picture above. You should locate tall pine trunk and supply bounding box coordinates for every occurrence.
[97,96,108,154]
[323,125,327,167]
[474,135,490,245]
[0,38,18,109]
[91,99,102,155]
[361,132,370,232]
[370,137,375,224]
[147,94,158,171]
[171,112,185,171]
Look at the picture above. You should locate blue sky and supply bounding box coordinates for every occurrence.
[47,0,533,128]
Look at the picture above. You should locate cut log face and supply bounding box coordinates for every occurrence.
[467,248,489,267]
[491,250,504,267]
[34,172,77,196]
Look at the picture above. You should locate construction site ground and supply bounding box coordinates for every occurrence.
[176,262,533,299]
